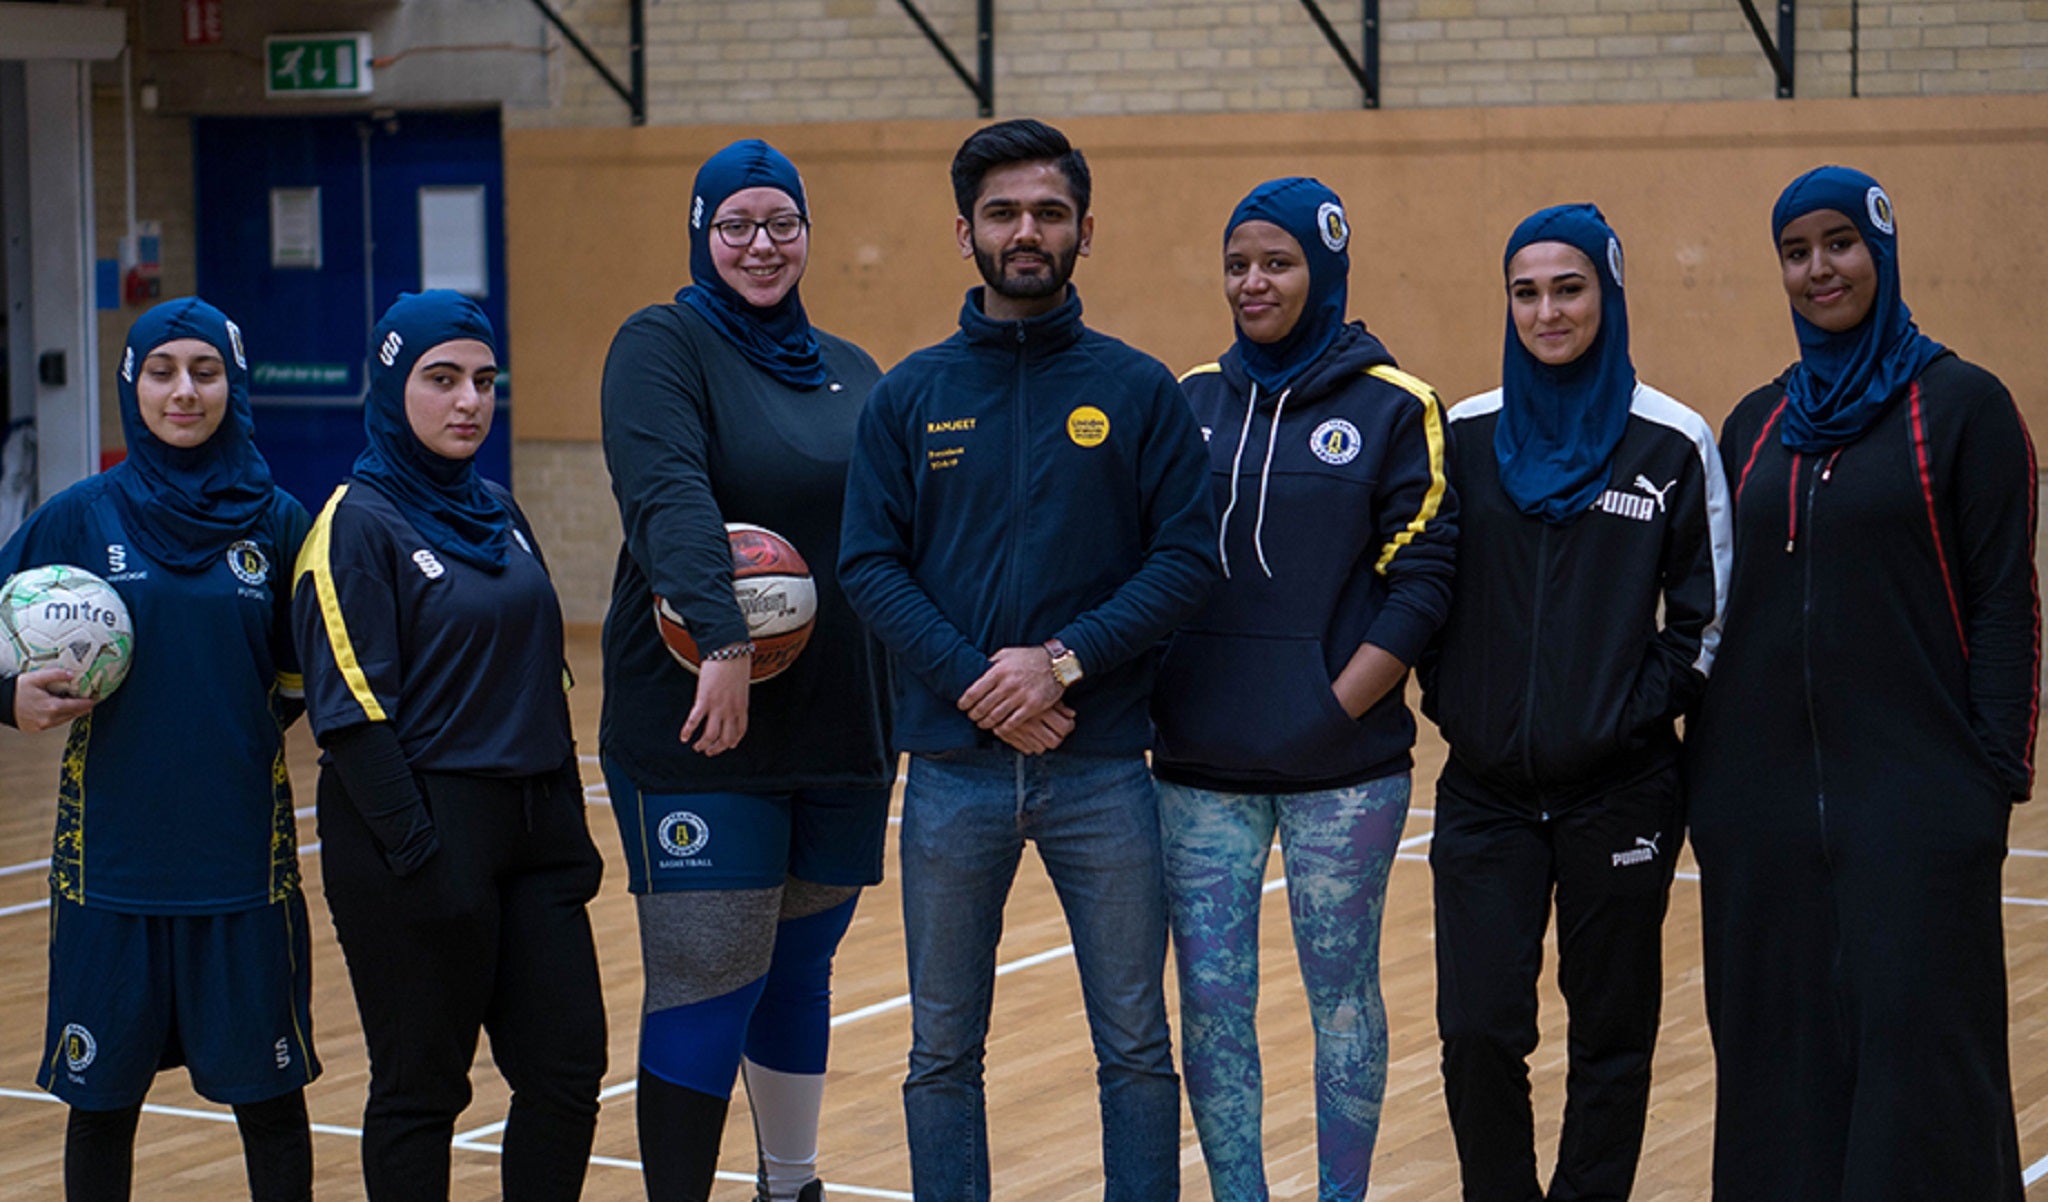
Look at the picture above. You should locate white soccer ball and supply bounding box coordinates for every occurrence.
[0,565,135,700]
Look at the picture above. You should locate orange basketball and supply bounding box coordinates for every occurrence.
[653,523,816,683]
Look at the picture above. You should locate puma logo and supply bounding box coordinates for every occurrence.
[1633,474,1677,513]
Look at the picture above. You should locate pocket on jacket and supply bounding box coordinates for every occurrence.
[1153,630,1361,778]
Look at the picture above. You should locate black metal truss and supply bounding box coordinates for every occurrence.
[529,0,646,125]
[1736,0,1796,98]
[1295,0,1380,109]
[895,0,994,117]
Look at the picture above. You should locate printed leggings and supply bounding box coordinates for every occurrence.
[1158,773,1411,1202]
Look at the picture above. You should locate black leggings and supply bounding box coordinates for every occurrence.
[65,1088,312,1202]
[318,760,608,1202]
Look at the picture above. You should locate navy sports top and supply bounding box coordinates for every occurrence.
[0,473,310,914]
[293,479,572,776]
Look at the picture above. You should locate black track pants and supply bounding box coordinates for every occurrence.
[319,761,608,1202]
[1429,759,1681,1202]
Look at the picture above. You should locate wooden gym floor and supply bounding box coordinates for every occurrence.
[3,626,2047,1200]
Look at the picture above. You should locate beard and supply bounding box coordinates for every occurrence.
[974,242,1079,301]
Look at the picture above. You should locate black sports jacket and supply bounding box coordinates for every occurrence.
[1421,382,1731,802]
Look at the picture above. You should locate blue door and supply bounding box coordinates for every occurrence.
[193,109,510,511]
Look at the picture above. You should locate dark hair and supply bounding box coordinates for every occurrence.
[950,119,1091,219]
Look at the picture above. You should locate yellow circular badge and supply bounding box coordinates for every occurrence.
[1067,406,1109,448]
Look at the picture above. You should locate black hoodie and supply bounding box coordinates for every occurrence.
[1152,323,1456,793]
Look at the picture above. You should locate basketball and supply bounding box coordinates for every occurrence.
[0,564,136,700]
[653,523,816,682]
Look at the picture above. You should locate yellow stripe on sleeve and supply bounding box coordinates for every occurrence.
[293,485,387,723]
[1177,362,1222,384]
[1368,365,1449,576]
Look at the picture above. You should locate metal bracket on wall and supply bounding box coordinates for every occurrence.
[1736,0,1796,98]
[895,0,994,117]
[1295,0,1379,109]
[528,0,646,125]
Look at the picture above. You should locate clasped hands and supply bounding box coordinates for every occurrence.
[958,646,1074,755]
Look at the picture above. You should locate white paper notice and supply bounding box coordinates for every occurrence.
[270,187,322,270]
[419,185,489,297]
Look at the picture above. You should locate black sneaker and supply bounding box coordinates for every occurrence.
[755,1181,823,1202]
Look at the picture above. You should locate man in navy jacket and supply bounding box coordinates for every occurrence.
[840,119,1217,1202]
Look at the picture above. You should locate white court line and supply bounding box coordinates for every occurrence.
[7,819,2048,920]
[2026,1151,2048,1186]
[0,1084,912,1197]
[0,789,609,915]
[0,1086,359,1137]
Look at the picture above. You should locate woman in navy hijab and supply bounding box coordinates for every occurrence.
[1687,167,2037,1201]
[2,297,317,1202]
[1151,177,1456,1200]
[1421,204,1730,1202]
[598,139,891,1202]
[295,291,606,1201]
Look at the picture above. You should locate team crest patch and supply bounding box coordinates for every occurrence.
[658,810,710,858]
[227,540,269,585]
[1067,406,1109,448]
[1317,201,1350,253]
[1866,185,1895,236]
[411,549,446,580]
[224,318,247,369]
[1607,236,1625,288]
[378,331,404,367]
[62,1023,96,1073]
[1310,418,1362,465]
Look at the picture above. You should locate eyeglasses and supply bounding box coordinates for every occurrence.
[711,215,808,247]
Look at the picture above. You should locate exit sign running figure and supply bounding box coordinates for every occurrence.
[264,33,374,97]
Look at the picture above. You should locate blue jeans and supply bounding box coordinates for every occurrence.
[900,748,1180,1202]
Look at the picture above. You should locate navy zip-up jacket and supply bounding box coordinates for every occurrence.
[1152,324,1456,793]
[839,287,1218,754]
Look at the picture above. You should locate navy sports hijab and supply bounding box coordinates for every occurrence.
[1494,203,1636,524]
[352,290,512,572]
[1771,166,1945,452]
[1224,177,1351,394]
[111,296,275,573]
[677,139,828,390]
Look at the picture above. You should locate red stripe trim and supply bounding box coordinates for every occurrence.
[1909,382,1969,659]
[1735,397,1790,503]
[2015,397,2041,792]
[1787,452,1801,549]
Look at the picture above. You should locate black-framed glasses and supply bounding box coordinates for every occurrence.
[711,215,807,247]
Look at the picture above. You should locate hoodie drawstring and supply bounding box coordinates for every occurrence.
[1250,389,1289,578]
[1217,382,1289,580]
[1217,382,1260,579]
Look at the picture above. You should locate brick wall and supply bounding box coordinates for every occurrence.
[91,87,196,450]
[513,439,622,623]
[510,0,2048,129]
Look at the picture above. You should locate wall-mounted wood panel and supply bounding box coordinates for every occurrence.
[507,96,2048,442]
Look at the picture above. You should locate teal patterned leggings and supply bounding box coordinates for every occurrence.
[1158,773,1411,1202]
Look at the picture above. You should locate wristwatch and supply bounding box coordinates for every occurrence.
[1044,638,1084,689]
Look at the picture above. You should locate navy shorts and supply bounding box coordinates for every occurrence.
[38,894,320,1109]
[603,758,891,893]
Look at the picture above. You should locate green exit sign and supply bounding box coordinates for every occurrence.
[264,33,373,97]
